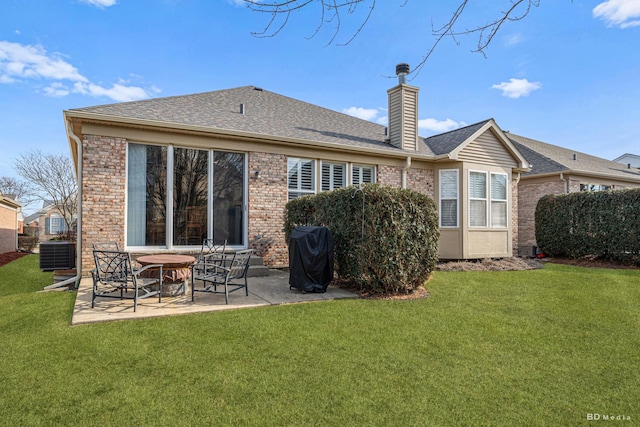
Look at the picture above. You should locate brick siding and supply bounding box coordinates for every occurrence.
[517,178,565,250]
[81,135,127,274]
[248,152,289,267]
[0,205,17,253]
[377,165,435,198]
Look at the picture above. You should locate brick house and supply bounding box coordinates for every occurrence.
[510,133,640,255]
[0,193,21,254]
[23,201,73,243]
[613,153,640,169]
[64,69,533,275]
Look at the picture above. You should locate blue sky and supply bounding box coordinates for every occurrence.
[1,0,639,199]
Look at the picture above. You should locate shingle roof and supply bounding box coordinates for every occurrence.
[423,120,491,155]
[509,133,640,182]
[69,86,437,156]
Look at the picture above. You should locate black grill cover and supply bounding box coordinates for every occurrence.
[288,226,334,293]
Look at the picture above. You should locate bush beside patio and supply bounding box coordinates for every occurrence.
[1,255,639,425]
[285,184,439,295]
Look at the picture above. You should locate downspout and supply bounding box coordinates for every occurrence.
[401,156,412,189]
[44,120,82,290]
[560,173,568,194]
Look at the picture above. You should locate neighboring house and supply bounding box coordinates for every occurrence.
[64,70,532,275]
[0,193,21,253]
[510,134,640,254]
[613,153,640,169]
[24,201,71,243]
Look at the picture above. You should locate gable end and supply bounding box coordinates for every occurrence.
[458,129,518,168]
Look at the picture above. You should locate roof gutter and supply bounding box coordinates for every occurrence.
[44,119,83,290]
[521,168,640,183]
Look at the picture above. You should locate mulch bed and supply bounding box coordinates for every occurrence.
[543,256,640,270]
[0,252,29,268]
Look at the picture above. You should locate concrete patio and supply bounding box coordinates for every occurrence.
[71,269,357,325]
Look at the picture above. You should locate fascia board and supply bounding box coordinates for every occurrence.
[63,111,438,162]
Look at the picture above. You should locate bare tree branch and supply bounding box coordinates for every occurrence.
[242,0,540,76]
[0,176,38,207]
[14,151,78,231]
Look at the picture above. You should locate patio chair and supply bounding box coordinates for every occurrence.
[198,239,227,261]
[193,239,227,274]
[191,249,253,304]
[93,242,120,251]
[91,249,163,312]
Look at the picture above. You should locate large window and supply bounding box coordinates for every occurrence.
[288,158,315,199]
[580,183,612,192]
[352,165,375,185]
[127,144,167,246]
[490,173,508,228]
[47,214,69,234]
[127,143,245,248]
[468,171,508,228]
[173,148,208,246]
[439,170,459,227]
[321,162,346,191]
[469,171,487,227]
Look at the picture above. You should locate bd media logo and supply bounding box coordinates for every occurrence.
[587,413,631,421]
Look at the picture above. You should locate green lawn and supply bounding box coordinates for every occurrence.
[1,255,638,426]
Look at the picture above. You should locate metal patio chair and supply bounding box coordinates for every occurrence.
[191,249,253,304]
[92,242,121,251]
[91,249,163,312]
[193,238,227,274]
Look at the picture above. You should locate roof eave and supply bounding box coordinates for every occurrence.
[521,168,640,182]
[63,111,439,163]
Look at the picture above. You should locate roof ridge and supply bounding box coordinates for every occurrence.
[68,85,257,111]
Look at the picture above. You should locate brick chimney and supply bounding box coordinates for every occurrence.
[387,63,419,151]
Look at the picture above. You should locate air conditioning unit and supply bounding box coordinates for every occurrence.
[39,241,76,271]
[517,245,538,258]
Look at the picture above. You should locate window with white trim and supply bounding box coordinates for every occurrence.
[352,165,375,186]
[321,162,346,191]
[48,214,68,234]
[469,171,488,227]
[580,183,612,192]
[439,169,459,227]
[469,171,509,228]
[490,173,508,228]
[288,158,315,199]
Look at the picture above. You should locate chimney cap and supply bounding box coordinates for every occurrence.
[396,63,410,76]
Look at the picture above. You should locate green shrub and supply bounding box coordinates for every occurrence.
[285,184,439,294]
[18,236,38,252]
[536,188,640,265]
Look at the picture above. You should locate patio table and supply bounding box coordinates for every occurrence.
[136,254,196,297]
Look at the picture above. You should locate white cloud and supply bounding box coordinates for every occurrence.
[0,41,87,82]
[343,106,382,121]
[593,0,640,28]
[491,78,542,99]
[79,0,117,8]
[343,105,465,134]
[0,40,154,102]
[44,82,70,97]
[504,32,524,47]
[73,81,151,102]
[418,118,466,133]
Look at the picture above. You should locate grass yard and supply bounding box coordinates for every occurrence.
[0,255,639,426]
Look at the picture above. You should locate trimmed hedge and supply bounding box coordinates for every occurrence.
[535,189,640,265]
[285,184,439,295]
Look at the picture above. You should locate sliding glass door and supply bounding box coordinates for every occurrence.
[127,143,245,248]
